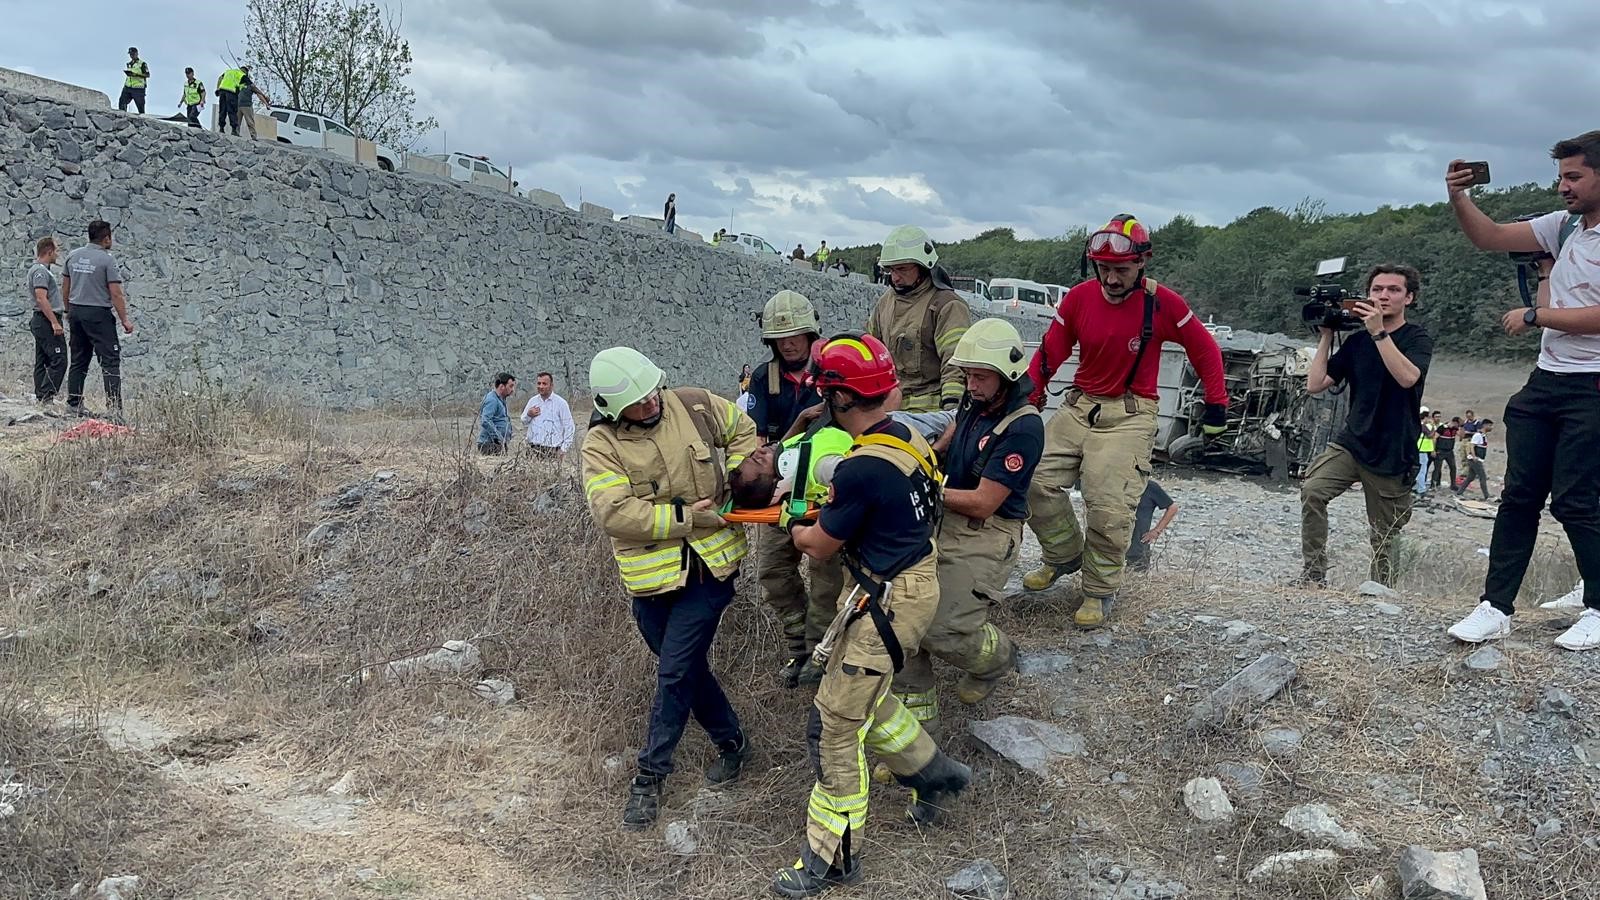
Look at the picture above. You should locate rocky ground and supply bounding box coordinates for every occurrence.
[2,363,1594,899]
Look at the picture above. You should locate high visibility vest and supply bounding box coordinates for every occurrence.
[217,68,245,93]
[582,388,758,597]
[124,60,148,89]
[816,246,830,263]
[777,425,855,505]
[182,81,203,106]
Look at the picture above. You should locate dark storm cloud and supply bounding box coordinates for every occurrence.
[6,1,1599,249]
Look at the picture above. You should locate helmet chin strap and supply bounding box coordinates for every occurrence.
[890,269,926,296]
[1098,265,1144,300]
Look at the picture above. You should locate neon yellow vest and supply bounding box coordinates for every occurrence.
[778,426,855,505]
[182,81,203,106]
[218,68,245,93]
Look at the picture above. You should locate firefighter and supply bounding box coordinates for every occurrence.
[581,346,759,830]
[893,318,1041,728]
[745,290,845,686]
[1021,215,1229,628]
[866,225,971,413]
[772,333,972,897]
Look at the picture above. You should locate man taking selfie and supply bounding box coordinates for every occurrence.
[1444,133,1600,652]
[1298,264,1432,589]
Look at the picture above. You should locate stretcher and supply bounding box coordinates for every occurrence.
[721,502,821,525]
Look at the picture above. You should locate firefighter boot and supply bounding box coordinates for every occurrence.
[897,750,973,826]
[797,657,826,686]
[772,844,863,898]
[1022,554,1082,592]
[704,733,752,787]
[1074,594,1112,629]
[955,632,1017,705]
[621,773,663,830]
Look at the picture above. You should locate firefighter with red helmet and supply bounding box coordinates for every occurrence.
[1020,215,1229,628]
[772,332,972,897]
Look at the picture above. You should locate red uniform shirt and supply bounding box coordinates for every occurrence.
[1027,279,1229,407]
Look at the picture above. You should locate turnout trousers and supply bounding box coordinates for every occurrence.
[894,515,1022,728]
[805,553,939,868]
[1299,443,1413,586]
[1026,392,1158,598]
[756,524,845,658]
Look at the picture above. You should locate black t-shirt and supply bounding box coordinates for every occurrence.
[1327,324,1433,478]
[817,419,935,576]
[943,404,1044,521]
[748,361,821,442]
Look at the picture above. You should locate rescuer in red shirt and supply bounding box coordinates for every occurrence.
[1020,214,1229,627]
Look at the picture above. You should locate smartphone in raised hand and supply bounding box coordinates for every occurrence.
[1454,160,1491,186]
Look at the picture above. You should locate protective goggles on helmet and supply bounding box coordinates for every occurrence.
[1086,230,1140,257]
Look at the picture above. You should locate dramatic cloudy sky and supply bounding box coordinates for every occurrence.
[9,1,1599,248]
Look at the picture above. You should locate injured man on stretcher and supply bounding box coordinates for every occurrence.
[724,406,953,521]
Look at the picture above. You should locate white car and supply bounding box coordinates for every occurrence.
[427,152,513,186]
[266,108,399,171]
[720,232,783,260]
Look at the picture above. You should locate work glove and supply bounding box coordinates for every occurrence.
[1201,403,1228,438]
[780,500,815,534]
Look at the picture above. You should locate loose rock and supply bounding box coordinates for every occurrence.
[473,678,516,706]
[1280,802,1375,851]
[1539,687,1577,718]
[947,859,1010,900]
[1462,647,1504,672]
[968,716,1086,776]
[664,819,700,855]
[1245,849,1339,883]
[1016,652,1073,676]
[1395,846,1486,900]
[1260,726,1303,759]
[1358,580,1398,598]
[1182,777,1234,824]
[361,639,482,683]
[1187,654,1298,731]
[1372,601,1402,616]
[1534,817,1562,842]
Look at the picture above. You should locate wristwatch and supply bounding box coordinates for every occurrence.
[1524,308,1539,327]
[1372,330,1390,342]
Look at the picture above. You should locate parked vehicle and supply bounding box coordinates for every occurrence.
[426,152,512,186]
[988,278,1054,317]
[266,108,398,171]
[947,274,992,306]
[720,232,783,260]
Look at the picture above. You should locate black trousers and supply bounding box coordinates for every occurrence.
[117,86,146,113]
[632,561,742,777]
[185,104,202,127]
[30,311,67,401]
[65,306,121,411]
[1482,368,1600,614]
[1430,442,1457,488]
[1458,458,1489,499]
[216,91,239,134]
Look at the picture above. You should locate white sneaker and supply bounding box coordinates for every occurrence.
[1447,601,1512,643]
[1540,581,1585,610]
[1554,609,1600,651]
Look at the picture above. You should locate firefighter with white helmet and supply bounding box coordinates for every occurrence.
[867,225,972,413]
[892,317,1041,729]
[581,346,759,830]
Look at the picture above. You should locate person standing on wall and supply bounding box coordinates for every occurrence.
[214,66,244,136]
[61,220,133,419]
[179,68,206,128]
[866,225,971,413]
[118,47,149,114]
[236,66,271,140]
[519,372,574,460]
[1443,134,1600,652]
[815,240,830,271]
[663,193,677,234]
[581,347,758,830]
[26,237,66,406]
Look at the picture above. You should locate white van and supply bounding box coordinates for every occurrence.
[988,278,1054,316]
[266,108,399,171]
[426,152,513,187]
[718,232,783,260]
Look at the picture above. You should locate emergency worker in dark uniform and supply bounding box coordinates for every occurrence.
[893,318,1041,728]
[772,333,972,897]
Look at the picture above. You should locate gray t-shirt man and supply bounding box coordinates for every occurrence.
[64,245,122,308]
[28,263,62,313]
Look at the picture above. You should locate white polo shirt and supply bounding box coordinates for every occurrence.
[1530,210,1600,372]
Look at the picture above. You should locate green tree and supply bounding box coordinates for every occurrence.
[243,0,437,149]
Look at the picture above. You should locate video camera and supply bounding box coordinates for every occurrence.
[1296,257,1365,332]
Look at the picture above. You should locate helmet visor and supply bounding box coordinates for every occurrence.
[1087,230,1138,256]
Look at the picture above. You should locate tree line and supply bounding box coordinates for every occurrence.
[834,183,1565,358]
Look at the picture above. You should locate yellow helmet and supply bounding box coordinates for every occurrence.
[950,318,1026,381]
[877,225,938,270]
[760,290,820,340]
[589,346,665,420]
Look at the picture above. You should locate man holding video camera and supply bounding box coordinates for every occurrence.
[1298,263,1432,589]
[1444,133,1600,653]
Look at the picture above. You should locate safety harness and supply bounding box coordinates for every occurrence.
[1063,277,1160,418]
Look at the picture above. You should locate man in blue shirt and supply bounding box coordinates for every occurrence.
[477,372,516,455]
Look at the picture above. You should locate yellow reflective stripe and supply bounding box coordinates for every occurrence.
[935,326,968,351]
[621,568,681,591]
[617,546,680,571]
[692,528,749,568]
[726,455,745,470]
[866,698,923,754]
[585,471,628,499]
[651,503,673,540]
[723,402,739,442]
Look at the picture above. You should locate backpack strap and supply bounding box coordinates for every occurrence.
[1559,213,1583,252]
[669,387,722,448]
[1120,278,1160,402]
[851,432,937,480]
[968,404,1042,481]
[766,360,781,396]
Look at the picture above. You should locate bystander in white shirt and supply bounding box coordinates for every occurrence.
[520,379,574,453]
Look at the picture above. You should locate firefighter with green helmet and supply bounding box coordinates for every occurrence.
[893,318,1041,729]
[742,290,846,687]
[867,225,972,413]
[581,346,759,830]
